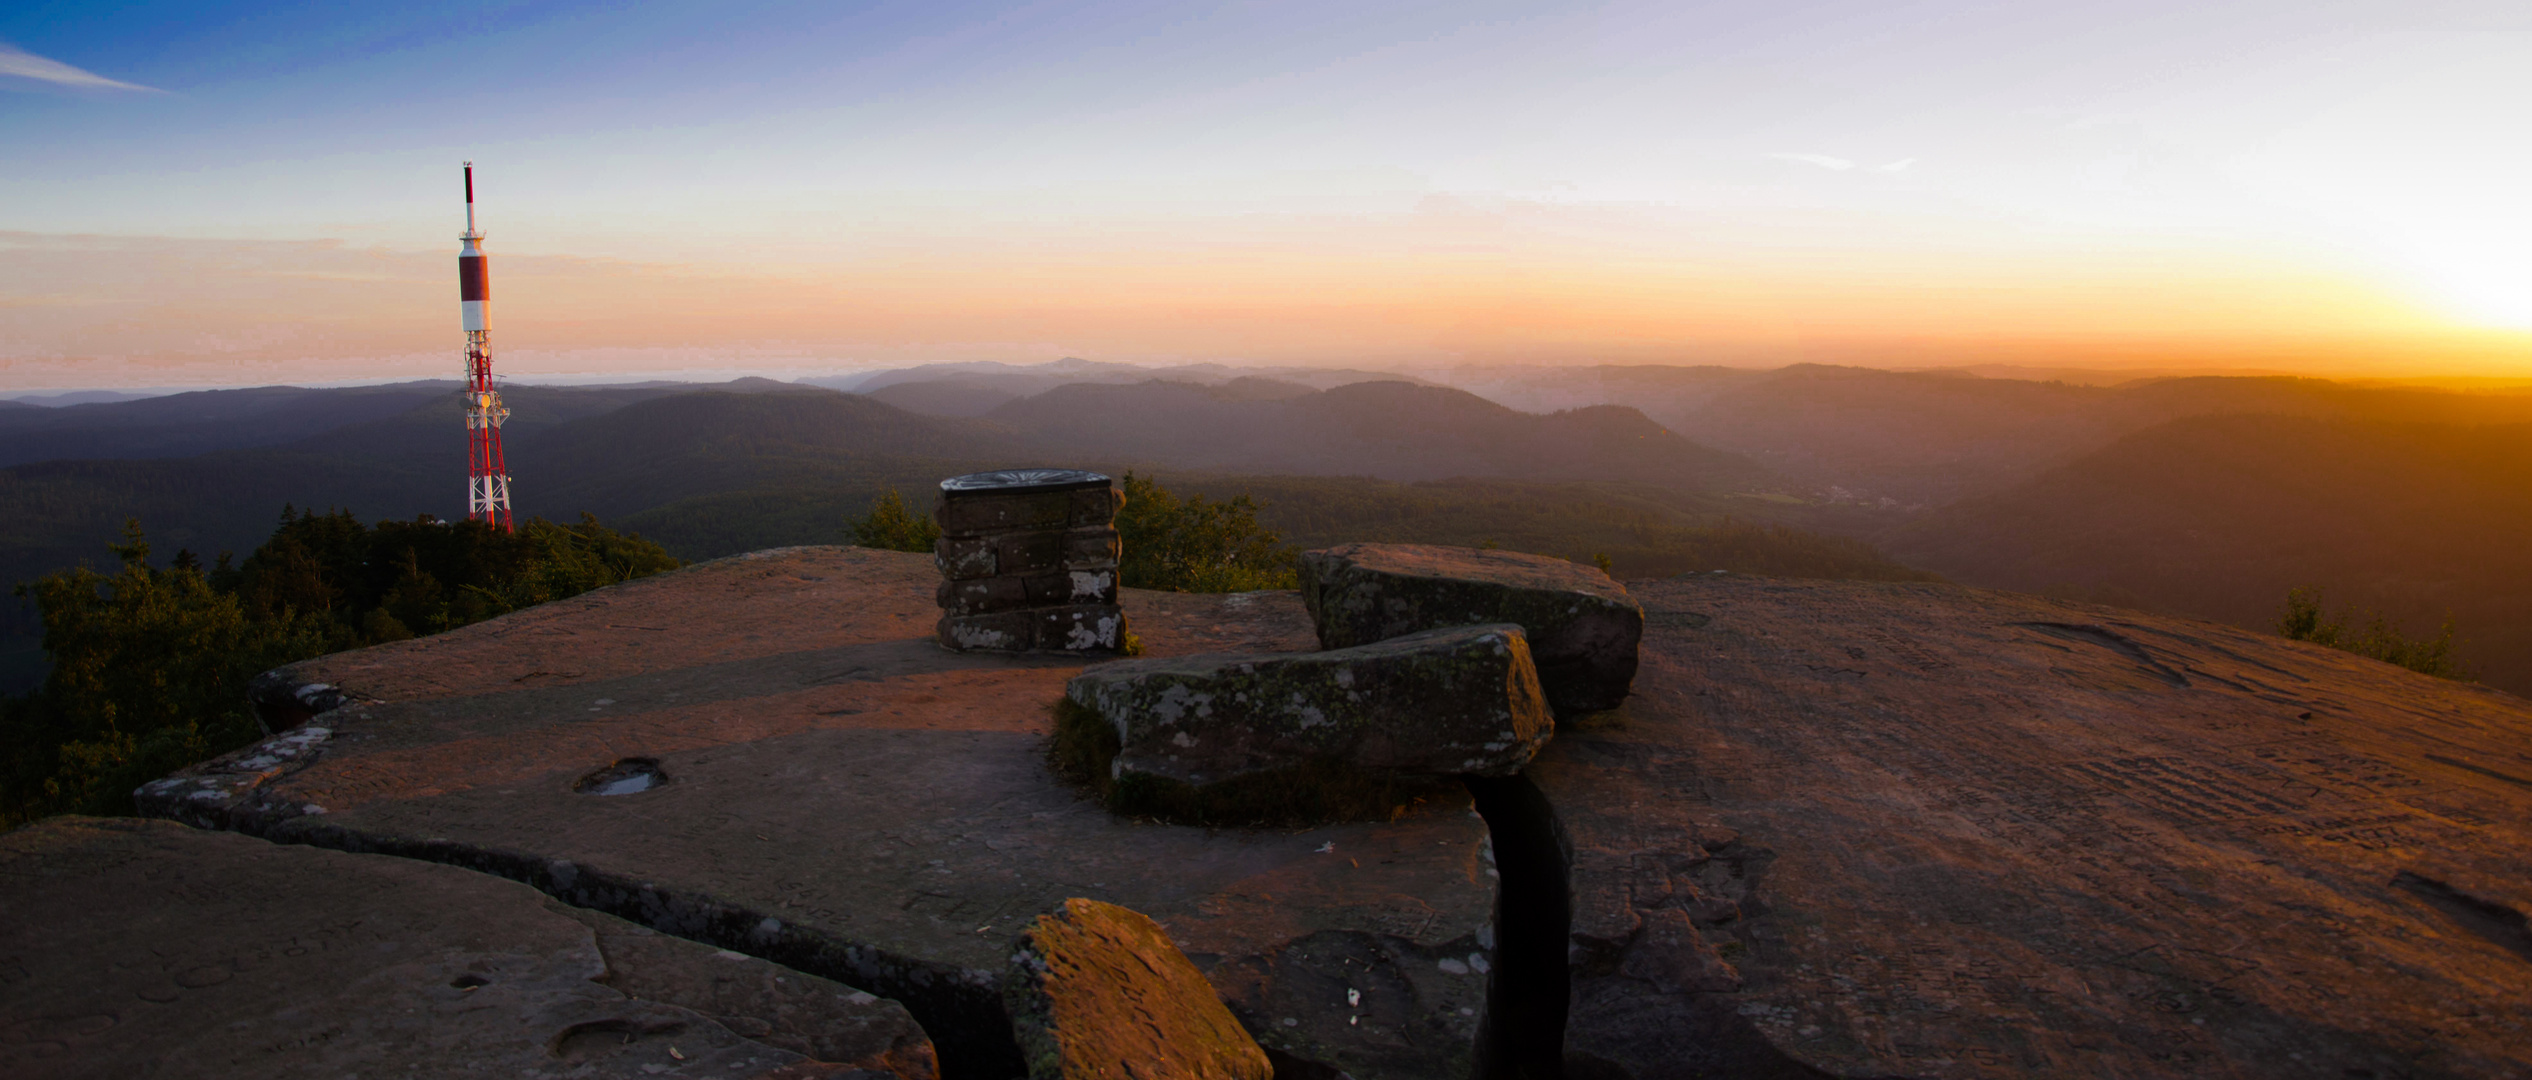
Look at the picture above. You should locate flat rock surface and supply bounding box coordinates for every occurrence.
[140,547,1496,1080]
[1540,578,2532,1079]
[0,816,924,1079]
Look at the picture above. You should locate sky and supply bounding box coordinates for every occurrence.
[4,0,2531,389]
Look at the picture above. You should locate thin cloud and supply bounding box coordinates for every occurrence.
[1874,158,1917,173]
[1768,152,1855,171]
[0,42,161,93]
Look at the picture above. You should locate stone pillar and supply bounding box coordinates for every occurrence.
[933,469,1129,652]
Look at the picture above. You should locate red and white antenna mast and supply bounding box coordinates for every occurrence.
[457,162,513,531]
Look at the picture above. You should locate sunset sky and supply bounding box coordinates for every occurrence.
[4,0,2530,389]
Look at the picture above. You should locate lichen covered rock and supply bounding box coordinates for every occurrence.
[1065,622,1552,790]
[1298,543,1644,712]
[1003,898,1271,1080]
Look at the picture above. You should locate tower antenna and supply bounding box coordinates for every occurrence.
[457,161,513,531]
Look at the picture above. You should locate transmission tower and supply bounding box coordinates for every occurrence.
[457,162,513,531]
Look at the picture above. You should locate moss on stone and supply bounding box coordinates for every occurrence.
[1048,696,1451,827]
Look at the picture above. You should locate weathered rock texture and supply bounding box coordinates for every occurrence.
[138,548,1494,1080]
[129,548,2529,1078]
[1068,623,1552,787]
[1004,898,1272,1080]
[1299,543,1643,712]
[934,470,1127,653]
[555,905,939,1078]
[0,816,930,1079]
[1540,578,2532,1079]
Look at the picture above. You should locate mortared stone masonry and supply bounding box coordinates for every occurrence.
[932,470,1129,653]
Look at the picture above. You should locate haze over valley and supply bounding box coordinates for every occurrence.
[7,358,2529,698]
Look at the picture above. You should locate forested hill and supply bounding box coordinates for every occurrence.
[0,379,1780,692]
[1885,413,2532,692]
[987,379,1769,490]
[1446,364,2532,506]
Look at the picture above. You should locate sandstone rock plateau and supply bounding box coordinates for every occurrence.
[1546,577,2532,1079]
[135,548,1495,1080]
[1300,543,1643,713]
[1066,622,1553,788]
[118,547,2532,1079]
[0,816,934,1079]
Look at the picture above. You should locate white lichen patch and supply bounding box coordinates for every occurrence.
[950,624,1017,649]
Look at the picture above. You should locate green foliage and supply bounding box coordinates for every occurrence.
[848,488,941,553]
[1115,472,1299,592]
[0,510,678,827]
[1047,696,1445,826]
[1,522,332,827]
[2277,586,2466,680]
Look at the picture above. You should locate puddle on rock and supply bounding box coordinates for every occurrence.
[573,758,667,796]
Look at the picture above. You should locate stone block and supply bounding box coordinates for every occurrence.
[937,609,1038,651]
[1031,603,1127,652]
[1067,487,1124,529]
[934,535,996,580]
[1024,569,1117,608]
[1299,542,1643,712]
[994,529,1069,575]
[937,490,1074,538]
[1061,527,1121,571]
[1003,898,1270,1080]
[939,573,1120,616]
[938,604,1128,652]
[938,575,1029,616]
[1066,622,1552,787]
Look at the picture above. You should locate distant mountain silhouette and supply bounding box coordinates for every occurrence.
[1459,364,2532,505]
[1885,413,2532,692]
[988,379,1769,489]
[863,379,1022,417]
[0,383,456,467]
[812,357,1432,397]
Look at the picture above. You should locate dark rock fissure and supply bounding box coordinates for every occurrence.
[1466,773,1572,1080]
[2012,622,2189,688]
[2392,870,2532,963]
[195,815,1027,1080]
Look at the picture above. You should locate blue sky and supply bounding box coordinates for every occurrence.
[5,1,2531,386]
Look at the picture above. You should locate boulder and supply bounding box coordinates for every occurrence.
[1004,898,1272,1080]
[1067,623,1553,789]
[1299,543,1643,712]
[0,816,932,1080]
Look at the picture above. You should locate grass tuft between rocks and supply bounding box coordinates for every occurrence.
[1047,697,1452,827]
